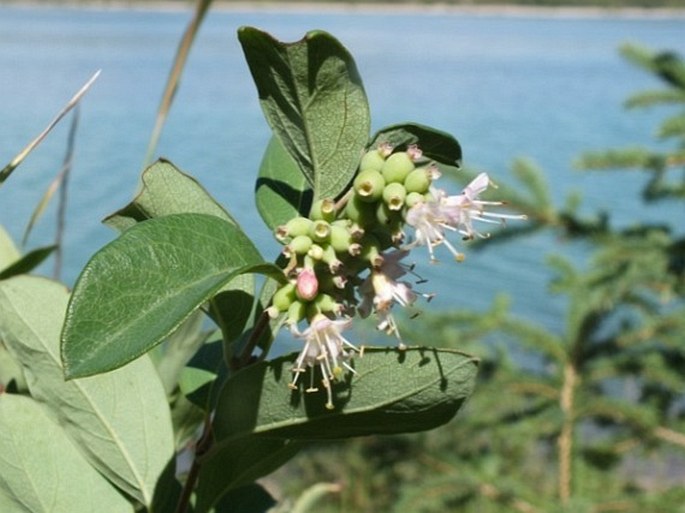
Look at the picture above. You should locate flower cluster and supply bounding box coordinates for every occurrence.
[269,143,525,408]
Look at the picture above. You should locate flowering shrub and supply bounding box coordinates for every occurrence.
[0,27,523,513]
[270,149,523,409]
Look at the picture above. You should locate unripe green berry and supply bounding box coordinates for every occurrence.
[309,198,336,222]
[360,234,383,267]
[312,293,341,315]
[322,245,343,273]
[345,193,377,226]
[382,182,407,211]
[359,148,386,172]
[284,216,313,237]
[404,167,432,194]
[286,235,312,256]
[353,169,385,202]
[376,201,401,227]
[308,244,324,261]
[276,216,312,242]
[405,191,425,208]
[330,224,354,253]
[287,300,307,325]
[382,151,415,184]
[272,282,296,312]
[309,220,331,243]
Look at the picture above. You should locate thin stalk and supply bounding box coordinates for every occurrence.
[174,308,273,513]
[558,361,577,505]
[174,415,213,513]
[53,106,80,279]
[653,426,685,447]
[0,70,99,187]
[143,0,212,168]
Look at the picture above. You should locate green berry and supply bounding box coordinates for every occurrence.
[322,244,343,273]
[382,151,415,184]
[345,193,377,226]
[404,167,431,194]
[330,224,353,253]
[287,300,307,324]
[309,220,331,243]
[315,293,340,315]
[310,198,336,222]
[382,182,407,211]
[360,148,386,172]
[405,191,425,208]
[307,244,325,261]
[285,216,313,237]
[272,282,296,312]
[376,201,399,226]
[288,235,312,256]
[360,234,383,267]
[276,216,312,242]
[354,169,385,202]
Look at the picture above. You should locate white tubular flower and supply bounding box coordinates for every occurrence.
[289,314,359,410]
[358,250,418,348]
[404,190,466,263]
[441,172,525,240]
[405,172,526,261]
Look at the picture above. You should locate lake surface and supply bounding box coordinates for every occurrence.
[1,5,684,337]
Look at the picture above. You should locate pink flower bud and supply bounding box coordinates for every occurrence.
[296,267,319,301]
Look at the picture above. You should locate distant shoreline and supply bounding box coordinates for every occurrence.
[3,1,685,19]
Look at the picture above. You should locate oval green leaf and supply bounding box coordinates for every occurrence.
[103,158,237,232]
[0,276,174,506]
[194,437,301,513]
[0,245,56,280]
[211,346,478,444]
[255,136,312,231]
[0,394,134,513]
[239,26,370,200]
[369,123,463,168]
[61,213,277,378]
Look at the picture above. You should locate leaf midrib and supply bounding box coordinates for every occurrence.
[215,353,476,445]
[1,292,153,505]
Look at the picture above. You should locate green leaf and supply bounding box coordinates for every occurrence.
[180,337,227,411]
[0,276,174,507]
[212,347,478,442]
[239,26,370,200]
[212,483,277,513]
[0,342,25,392]
[369,123,462,167]
[0,245,56,280]
[61,213,281,378]
[0,225,20,268]
[104,158,236,231]
[102,159,256,385]
[195,437,302,513]
[0,394,134,513]
[153,309,211,395]
[255,136,312,231]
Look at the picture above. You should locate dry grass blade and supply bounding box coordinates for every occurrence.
[21,106,80,280]
[143,0,213,168]
[0,70,100,187]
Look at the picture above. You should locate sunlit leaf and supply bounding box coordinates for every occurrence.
[0,394,134,513]
[0,276,172,507]
[212,347,478,442]
[239,26,370,200]
[61,213,283,378]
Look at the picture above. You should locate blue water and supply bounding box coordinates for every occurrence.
[1,5,684,336]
